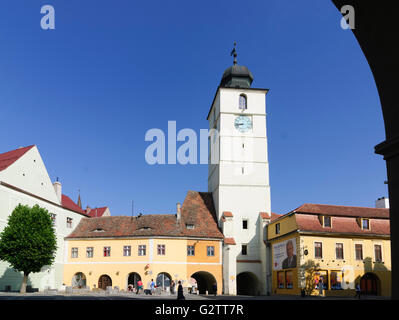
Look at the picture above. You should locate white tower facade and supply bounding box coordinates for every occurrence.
[207,61,271,295]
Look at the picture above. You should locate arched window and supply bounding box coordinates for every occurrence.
[239,94,247,110]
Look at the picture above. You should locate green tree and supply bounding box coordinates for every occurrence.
[0,204,57,293]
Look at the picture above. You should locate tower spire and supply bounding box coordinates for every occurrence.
[77,189,82,209]
[230,41,237,65]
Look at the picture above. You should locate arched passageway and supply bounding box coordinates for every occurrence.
[237,272,260,295]
[72,272,86,288]
[191,271,217,294]
[98,274,112,290]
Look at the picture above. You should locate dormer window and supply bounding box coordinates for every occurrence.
[139,226,152,231]
[92,228,105,232]
[361,218,370,230]
[323,216,331,228]
[186,224,195,229]
[239,94,247,110]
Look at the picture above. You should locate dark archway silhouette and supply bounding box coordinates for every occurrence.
[191,271,217,294]
[360,272,380,295]
[237,272,260,295]
[331,1,398,299]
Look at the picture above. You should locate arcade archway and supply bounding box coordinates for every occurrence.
[191,271,217,294]
[98,274,112,290]
[237,272,260,295]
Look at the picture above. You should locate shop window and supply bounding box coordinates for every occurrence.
[314,270,328,290]
[277,271,285,289]
[330,271,343,290]
[285,271,293,289]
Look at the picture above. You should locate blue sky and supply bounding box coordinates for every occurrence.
[0,0,387,216]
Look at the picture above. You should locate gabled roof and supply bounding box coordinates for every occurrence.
[86,207,108,217]
[0,145,35,172]
[66,191,224,240]
[292,203,389,219]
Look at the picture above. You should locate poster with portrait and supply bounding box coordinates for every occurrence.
[273,238,297,270]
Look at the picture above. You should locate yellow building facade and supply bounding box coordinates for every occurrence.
[63,191,224,294]
[267,204,391,297]
[63,237,223,294]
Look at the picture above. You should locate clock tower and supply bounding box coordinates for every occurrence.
[207,47,271,295]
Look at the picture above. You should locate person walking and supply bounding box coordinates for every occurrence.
[136,280,143,294]
[318,278,324,296]
[170,280,175,295]
[212,282,217,296]
[177,281,185,300]
[150,279,156,295]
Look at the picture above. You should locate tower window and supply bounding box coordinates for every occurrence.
[239,94,247,110]
[242,219,248,229]
[242,244,248,255]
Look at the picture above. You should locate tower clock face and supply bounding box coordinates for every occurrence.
[234,115,252,133]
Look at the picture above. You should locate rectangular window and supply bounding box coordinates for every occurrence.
[362,218,370,230]
[355,244,363,260]
[275,223,280,234]
[50,213,56,225]
[315,242,323,259]
[138,245,146,256]
[285,271,293,289]
[103,246,111,257]
[277,271,285,289]
[241,244,247,255]
[323,216,331,228]
[123,246,131,257]
[66,217,73,228]
[187,245,195,256]
[242,220,248,229]
[207,246,215,257]
[157,244,165,255]
[71,247,78,258]
[335,243,344,259]
[374,244,382,262]
[86,247,93,258]
[330,271,343,290]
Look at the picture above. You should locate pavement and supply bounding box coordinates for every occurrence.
[0,291,389,300]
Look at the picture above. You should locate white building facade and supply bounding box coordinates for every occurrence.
[208,62,272,295]
[0,145,89,292]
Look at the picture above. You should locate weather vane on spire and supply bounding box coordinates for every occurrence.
[230,41,237,65]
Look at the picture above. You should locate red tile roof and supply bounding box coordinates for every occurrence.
[259,212,270,219]
[62,194,88,216]
[271,212,281,222]
[223,211,233,217]
[66,191,224,240]
[293,203,389,219]
[296,214,390,236]
[224,237,236,245]
[86,207,108,217]
[0,145,35,172]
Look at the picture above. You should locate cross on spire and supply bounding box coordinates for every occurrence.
[230,41,238,65]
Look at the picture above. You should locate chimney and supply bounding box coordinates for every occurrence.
[176,202,181,221]
[53,179,62,203]
[375,197,390,209]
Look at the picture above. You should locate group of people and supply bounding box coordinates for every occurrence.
[127,279,185,300]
